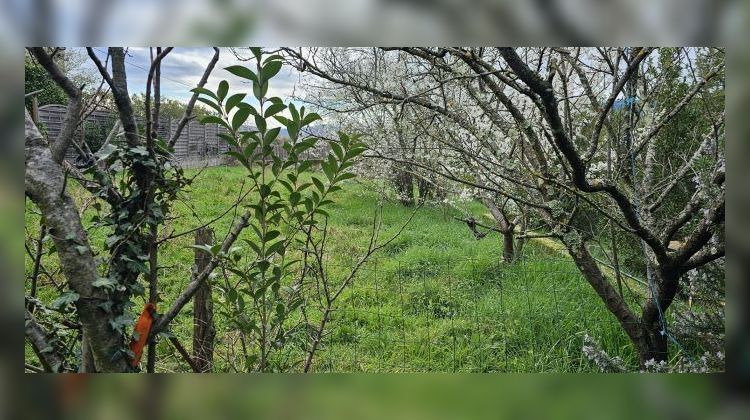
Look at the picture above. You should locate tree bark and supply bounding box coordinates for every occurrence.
[417,175,434,203]
[393,166,415,206]
[563,236,671,365]
[79,334,97,373]
[25,110,130,372]
[25,309,65,372]
[482,198,516,263]
[192,228,216,372]
[636,320,669,365]
[501,231,515,264]
[27,47,83,164]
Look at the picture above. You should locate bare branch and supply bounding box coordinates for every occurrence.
[27,47,83,163]
[168,48,220,148]
[25,310,65,372]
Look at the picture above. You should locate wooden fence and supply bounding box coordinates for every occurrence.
[37,104,330,168]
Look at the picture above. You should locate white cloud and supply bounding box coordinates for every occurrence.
[83,47,309,127]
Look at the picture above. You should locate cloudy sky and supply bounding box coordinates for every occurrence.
[83,47,306,111]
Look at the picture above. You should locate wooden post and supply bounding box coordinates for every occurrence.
[31,96,39,123]
[192,227,215,372]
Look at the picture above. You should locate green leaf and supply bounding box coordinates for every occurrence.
[236,102,259,116]
[264,54,283,64]
[240,130,260,144]
[217,80,229,102]
[225,93,246,112]
[237,293,245,312]
[254,115,267,133]
[232,108,251,131]
[51,290,79,310]
[225,65,258,83]
[243,141,258,159]
[322,160,335,182]
[274,115,291,127]
[288,103,300,123]
[264,230,281,242]
[105,235,122,248]
[330,142,344,161]
[286,123,299,141]
[245,354,259,370]
[242,239,261,255]
[338,131,350,147]
[225,151,250,169]
[261,60,283,82]
[191,87,218,100]
[347,146,367,158]
[278,179,294,193]
[218,133,240,148]
[92,277,116,289]
[253,81,269,100]
[264,102,286,118]
[311,176,325,193]
[200,115,226,126]
[336,172,357,182]
[301,112,321,126]
[196,97,223,114]
[263,127,281,147]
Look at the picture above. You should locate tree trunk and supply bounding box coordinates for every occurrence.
[501,231,515,264]
[637,268,680,365]
[565,236,674,367]
[417,175,433,203]
[636,321,669,365]
[25,111,130,372]
[192,227,216,372]
[482,198,516,263]
[562,237,656,363]
[393,166,414,206]
[79,335,96,373]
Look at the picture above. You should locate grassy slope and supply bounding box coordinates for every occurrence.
[25,165,638,372]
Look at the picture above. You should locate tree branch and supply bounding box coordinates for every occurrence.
[27,47,83,164]
[168,48,220,148]
[87,47,140,147]
[151,209,252,336]
[498,47,669,265]
[25,309,66,372]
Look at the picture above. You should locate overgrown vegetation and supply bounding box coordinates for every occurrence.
[28,165,656,372]
[24,47,724,373]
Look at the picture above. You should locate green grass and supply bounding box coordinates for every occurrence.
[25,165,640,372]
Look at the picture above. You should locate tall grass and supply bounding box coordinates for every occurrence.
[25,165,642,372]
